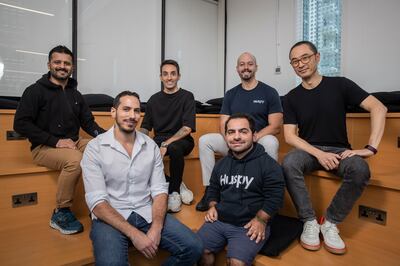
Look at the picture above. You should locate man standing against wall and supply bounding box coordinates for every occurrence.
[140,59,196,213]
[196,52,283,211]
[14,45,105,235]
[282,41,387,254]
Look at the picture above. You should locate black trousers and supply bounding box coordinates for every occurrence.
[154,135,194,194]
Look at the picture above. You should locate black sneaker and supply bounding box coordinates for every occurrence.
[50,208,84,235]
[196,187,209,212]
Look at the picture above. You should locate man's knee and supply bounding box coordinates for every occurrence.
[167,143,185,158]
[258,135,279,152]
[199,134,215,149]
[341,156,371,185]
[64,152,84,173]
[282,149,307,171]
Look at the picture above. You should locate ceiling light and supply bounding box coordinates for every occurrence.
[0,2,54,16]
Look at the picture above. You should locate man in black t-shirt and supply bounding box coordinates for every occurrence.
[282,41,387,255]
[140,60,196,213]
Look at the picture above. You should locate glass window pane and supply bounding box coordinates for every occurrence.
[0,0,72,96]
[302,0,342,76]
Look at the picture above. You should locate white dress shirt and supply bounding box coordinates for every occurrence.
[81,126,168,223]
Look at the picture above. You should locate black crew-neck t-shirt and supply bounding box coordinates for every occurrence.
[141,88,196,137]
[283,76,369,148]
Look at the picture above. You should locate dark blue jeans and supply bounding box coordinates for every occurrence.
[282,146,370,224]
[90,212,203,265]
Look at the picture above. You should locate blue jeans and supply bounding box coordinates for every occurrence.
[90,212,203,266]
[282,146,370,224]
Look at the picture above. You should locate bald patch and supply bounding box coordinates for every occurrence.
[237,52,257,66]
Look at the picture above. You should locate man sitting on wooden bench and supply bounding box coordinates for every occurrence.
[197,113,284,266]
[13,45,105,235]
[197,52,283,212]
[81,91,203,265]
[282,41,387,255]
[140,59,196,213]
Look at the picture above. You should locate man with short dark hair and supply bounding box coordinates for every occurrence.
[282,41,387,254]
[14,45,105,235]
[197,52,283,212]
[140,59,196,213]
[81,91,202,265]
[197,113,284,266]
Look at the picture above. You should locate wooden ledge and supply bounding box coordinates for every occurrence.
[0,161,54,177]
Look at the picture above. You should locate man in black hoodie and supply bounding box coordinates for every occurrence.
[14,45,105,235]
[197,113,285,266]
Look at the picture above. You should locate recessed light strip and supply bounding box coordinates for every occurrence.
[16,49,87,61]
[0,2,55,16]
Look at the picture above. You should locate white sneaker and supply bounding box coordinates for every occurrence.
[180,182,193,205]
[168,192,182,213]
[321,220,346,254]
[300,219,321,251]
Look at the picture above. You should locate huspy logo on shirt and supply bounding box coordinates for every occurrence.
[219,174,254,189]
[253,99,265,104]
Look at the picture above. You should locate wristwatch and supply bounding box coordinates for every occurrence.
[161,142,169,148]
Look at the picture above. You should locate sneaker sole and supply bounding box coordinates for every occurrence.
[323,242,346,255]
[49,220,82,235]
[181,197,193,205]
[300,240,321,251]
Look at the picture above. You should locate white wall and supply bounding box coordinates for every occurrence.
[342,0,400,92]
[165,0,222,102]
[78,0,161,101]
[225,0,297,96]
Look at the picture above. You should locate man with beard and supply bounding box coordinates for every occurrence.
[197,113,284,266]
[196,52,283,211]
[282,41,387,254]
[14,45,105,235]
[81,91,203,265]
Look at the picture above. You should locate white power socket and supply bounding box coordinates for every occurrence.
[275,66,281,74]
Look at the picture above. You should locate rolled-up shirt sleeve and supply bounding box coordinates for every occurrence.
[149,145,169,198]
[81,139,110,212]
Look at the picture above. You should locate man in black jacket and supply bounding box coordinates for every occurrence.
[197,113,285,266]
[14,45,105,235]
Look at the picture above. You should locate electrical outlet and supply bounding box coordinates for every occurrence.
[12,192,38,208]
[275,66,281,74]
[6,130,26,140]
[359,205,386,225]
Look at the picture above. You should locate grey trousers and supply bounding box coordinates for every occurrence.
[282,146,370,224]
[198,133,279,186]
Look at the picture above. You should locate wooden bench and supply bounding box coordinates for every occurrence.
[1,110,400,265]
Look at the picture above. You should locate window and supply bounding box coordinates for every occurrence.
[0,1,72,97]
[301,0,342,76]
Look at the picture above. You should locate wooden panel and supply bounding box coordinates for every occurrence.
[308,174,400,255]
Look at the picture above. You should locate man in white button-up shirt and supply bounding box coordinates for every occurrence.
[81,91,202,265]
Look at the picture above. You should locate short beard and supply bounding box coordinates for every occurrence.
[116,120,135,134]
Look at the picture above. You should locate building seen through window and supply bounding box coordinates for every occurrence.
[302,0,342,76]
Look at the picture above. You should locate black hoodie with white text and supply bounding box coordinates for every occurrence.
[207,143,285,227]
